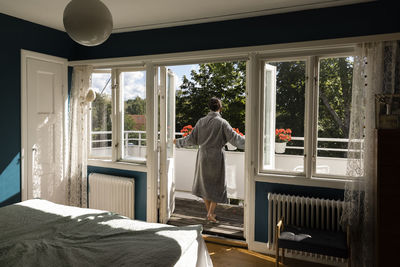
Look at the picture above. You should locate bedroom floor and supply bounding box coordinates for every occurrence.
[167,198,244,239]
[206,242,335,267]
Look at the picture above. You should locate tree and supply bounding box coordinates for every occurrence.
[91,92,112,131]
[176,62,246,133]
[270,61,306,138]
[176,58,353,157]
[91,92,112,147]
[125,96,146,115]
[124,114,136,130]
[318,57,353,138]
[270,58,353,157]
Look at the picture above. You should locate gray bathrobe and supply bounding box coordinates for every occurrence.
[176,111,245,203]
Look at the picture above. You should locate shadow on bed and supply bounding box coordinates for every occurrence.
[0,203,193,267]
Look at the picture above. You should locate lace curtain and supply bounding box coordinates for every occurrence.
[66,66,93,207]
[343,41,400,266]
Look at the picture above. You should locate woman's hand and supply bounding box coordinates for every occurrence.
[173,139,176,145]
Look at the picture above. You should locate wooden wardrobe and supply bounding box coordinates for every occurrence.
[376,129,400,266]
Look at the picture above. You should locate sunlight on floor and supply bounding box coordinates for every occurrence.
[205,242,334,267]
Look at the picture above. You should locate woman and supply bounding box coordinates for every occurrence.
[174,97,245,222]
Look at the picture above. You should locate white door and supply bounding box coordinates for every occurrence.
[26,57,66,204]
[159,67,176,223]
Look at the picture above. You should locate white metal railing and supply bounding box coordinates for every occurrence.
[91,130,351,156]
[124,130,146,148]
[285,136,350,153]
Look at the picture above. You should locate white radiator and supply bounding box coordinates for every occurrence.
[89,173,135,219]
[267,193,346,253]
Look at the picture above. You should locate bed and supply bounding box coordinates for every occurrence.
[0,199,212,267]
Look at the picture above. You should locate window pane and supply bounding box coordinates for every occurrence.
[122,71,146,161]
[90,72,112,158]
[263,61,306,172]
[316,57,354,176]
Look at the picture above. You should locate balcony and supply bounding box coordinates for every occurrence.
[90,131,349,238]
[91,131,348,199]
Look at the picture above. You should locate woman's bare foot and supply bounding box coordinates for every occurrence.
[207,214,217,223]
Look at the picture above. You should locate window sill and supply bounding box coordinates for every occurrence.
[88,159,147,173]
[254,173,350,190]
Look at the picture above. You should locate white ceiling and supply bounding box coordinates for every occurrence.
[0,0,373,33]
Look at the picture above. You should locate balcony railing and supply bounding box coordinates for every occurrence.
[91,130,351,155]
[90,130,351,199]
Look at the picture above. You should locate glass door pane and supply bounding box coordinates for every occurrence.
[121,70,147,162]
[263,64,276,169]
[159,67,176,223]
[316,56,354,176]
[262,60,306,173]
[90,72,112,159]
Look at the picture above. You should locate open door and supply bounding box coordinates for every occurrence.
[159,67,176,223]
[262,63,277,170]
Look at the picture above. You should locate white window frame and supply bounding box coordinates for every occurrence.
[72,33,400,249]
[256,50,356,181]
[88,67,148,165]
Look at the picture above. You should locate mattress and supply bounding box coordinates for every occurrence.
[0,199,212,267]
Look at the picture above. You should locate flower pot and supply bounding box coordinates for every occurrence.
[226,143,237,151]
[275,142,287,153]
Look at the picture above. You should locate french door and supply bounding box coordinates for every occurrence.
[159,67,177,223]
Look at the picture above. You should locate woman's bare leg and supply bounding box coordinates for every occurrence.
[207,202,217,222]
[203,198,210,214]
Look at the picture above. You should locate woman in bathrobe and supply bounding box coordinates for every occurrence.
[174,97,245,222]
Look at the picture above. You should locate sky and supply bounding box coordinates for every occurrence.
[91,64,199,100]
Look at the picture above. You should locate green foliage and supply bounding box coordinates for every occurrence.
[270,61,306,138]
[126,96,146,115]
[318,57,353,138]
[91,92,112,131]
[124,114,136,131]
[176,62,246,133]
[317,57,353,157]
[92,93,147,133]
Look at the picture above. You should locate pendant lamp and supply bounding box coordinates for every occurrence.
[63,0,113,46]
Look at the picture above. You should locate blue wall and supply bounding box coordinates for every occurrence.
[87,166,147,221]
[0,13,74,207]
[0,1,399,230]
[71,1,400,61]
[67,0,398,240]
[255,182,344,243]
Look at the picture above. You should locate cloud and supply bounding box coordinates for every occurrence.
[123,71,146,100]
[168,64,199,89]
[91,73,111,94]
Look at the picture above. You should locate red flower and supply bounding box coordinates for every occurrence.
[275,128,292,143]
[233,128,244,136]
[180,125,193,137]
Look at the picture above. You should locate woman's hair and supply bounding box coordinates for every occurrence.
[209,97,222,112]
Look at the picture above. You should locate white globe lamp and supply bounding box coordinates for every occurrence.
[63,0,113,46]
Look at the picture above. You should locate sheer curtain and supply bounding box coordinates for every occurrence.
[343,41,399,266]
[66,66,93,207]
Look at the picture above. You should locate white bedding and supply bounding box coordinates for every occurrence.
[0,199,212,267]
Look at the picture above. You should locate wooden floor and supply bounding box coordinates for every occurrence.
[206,242,334,267]
[167,198,244,239]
